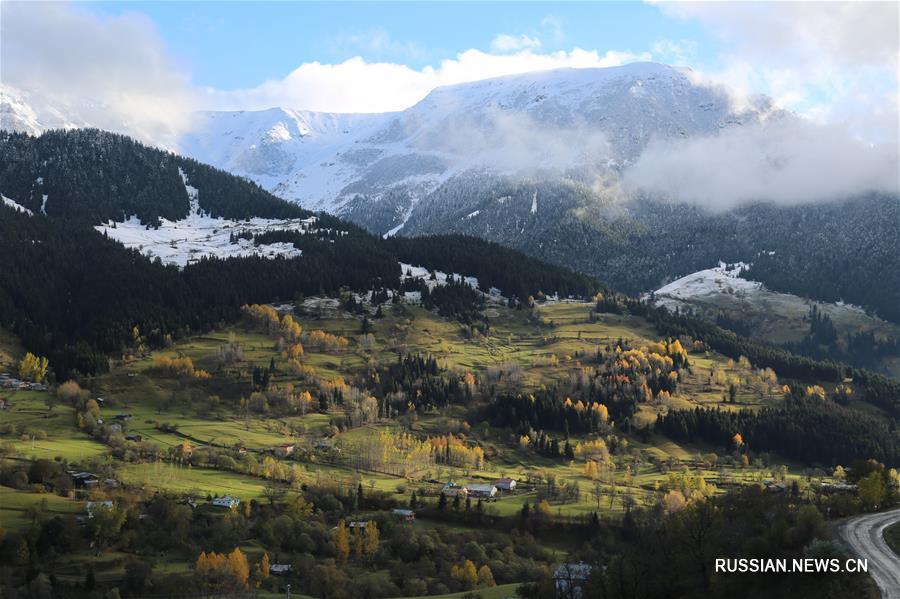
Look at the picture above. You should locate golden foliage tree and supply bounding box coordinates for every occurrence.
[451,560,479,590]
[195,548,249,592]
[334,520,350,563]
[18,352,49,383]
[256,552,270,586]
[362,520,379,559]
[477,564,496,587]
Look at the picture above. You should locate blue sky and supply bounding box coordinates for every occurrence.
[82,2,712,89]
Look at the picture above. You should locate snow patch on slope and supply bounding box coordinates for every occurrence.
[651,262,758,305]
[95,171,316,268]
[2,194,33,216]
[399,262,480,291]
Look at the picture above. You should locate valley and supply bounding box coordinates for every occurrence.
[0,69,897,598]
[0,294,885,597]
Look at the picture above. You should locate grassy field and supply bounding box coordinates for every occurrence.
[0,485,83,530]
[0,300,819,521]
[0,297,867,598]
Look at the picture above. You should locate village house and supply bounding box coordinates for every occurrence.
[269,564,292,576]
[495,477,517,492]
[125,434,142,442]
[114,413,132,421]
[273,443,295,458]
[466,483,497,499]
[71,471,99,488]
[817,482,857,494]
[441,481,468,498]
[553,562,593,599]
[348,521,369,532]
[176,442,193,457]
[210,496,241,509]
[180,497,199,509]
[391,508,415,522]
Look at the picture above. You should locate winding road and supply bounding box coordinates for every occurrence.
[839,508,900,598]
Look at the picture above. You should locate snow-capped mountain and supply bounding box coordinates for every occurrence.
[0,85,88,135]
[176,63,785,234]
[3,63,784,236]
[179,108,391,202]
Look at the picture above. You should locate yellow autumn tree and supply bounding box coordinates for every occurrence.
[663,490,686,515]
[334,520,350,563]
[451,560,479,590]
[18,352,49,383]
[592,403,609,424]
[195,548,249,591]
[535,499,553,519]
[280,314,302,342]
[477,564,496,587]
[805,385,826,401]
[227,548,250,590]
[362,520,380,559]
[256,552,270,586]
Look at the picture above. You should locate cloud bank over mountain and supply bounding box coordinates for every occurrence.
[624,119,900,210]
[0,2,197,146]
[2,1,897,213]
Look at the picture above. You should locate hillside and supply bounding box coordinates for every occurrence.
[173,65,897,325]
[0,292,886,598]
[6,67,898,327]
[0,125,896,599]
[648,263,900,377]
[0,129,595,378]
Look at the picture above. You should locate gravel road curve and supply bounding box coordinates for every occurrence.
[839,508,900,598]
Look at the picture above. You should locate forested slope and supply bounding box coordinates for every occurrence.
[0,130,596,378]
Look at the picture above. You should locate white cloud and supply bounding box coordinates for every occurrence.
[330,27,426,61]
[540,16,566,46]
[411,108,613,174]
[650,39,697,66]
[659,1,898,69]
[203,48,651,113]
[491,16,565,53]
[491,34,542,52]
[624,118,900,210]
[656,1,899,142]
[0,2,197,145]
